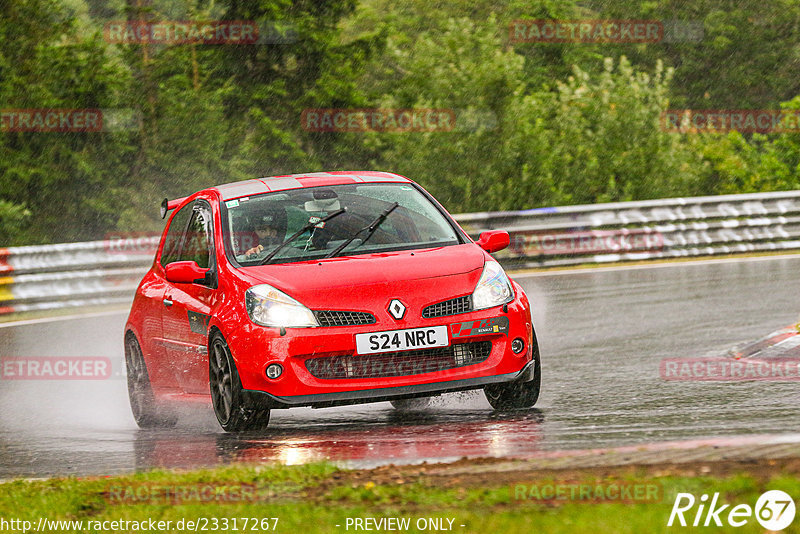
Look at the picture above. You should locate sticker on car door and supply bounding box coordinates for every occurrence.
[449,316,509,338]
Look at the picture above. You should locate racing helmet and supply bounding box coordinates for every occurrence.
[247,203,287,245]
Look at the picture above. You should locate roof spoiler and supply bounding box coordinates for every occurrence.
[160,197,187,219]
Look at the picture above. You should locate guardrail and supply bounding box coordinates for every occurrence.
[2,191,800,315]
[458,190,800,268]
[0,239,156,315]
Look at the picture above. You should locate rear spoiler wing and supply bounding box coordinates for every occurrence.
[160,197,188,219]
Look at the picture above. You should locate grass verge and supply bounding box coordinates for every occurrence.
[1,457,799,533]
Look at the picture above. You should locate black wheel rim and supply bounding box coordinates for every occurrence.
[125,338,149,420]
[210,339,234,424]
[485,385,502,404]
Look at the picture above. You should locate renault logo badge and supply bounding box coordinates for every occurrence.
[388,299,406,320]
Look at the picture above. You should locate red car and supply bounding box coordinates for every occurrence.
[124,171,540,432]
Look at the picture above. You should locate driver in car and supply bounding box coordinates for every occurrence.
[237,205,287,257]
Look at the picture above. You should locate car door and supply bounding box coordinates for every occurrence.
[161,200,219,395]
[143,201,195,394]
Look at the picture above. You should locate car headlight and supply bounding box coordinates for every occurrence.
[245,284,319,328]
[471,261,514,310]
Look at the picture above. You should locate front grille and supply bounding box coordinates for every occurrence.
[305,341,492,380]
[422,295,472,318]
[314,310,377,327]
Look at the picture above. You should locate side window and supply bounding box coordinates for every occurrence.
[160,204,193,266]
[179,207,212,269]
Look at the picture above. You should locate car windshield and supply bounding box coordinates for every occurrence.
[224,183,461,266]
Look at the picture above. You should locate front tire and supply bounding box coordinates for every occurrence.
[484,339,541,411]
[209,333,270,432]
[125,333,177,428]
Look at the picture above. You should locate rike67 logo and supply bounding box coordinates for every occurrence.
[668,490,795,530]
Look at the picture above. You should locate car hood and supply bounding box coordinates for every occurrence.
[235,244,487,310]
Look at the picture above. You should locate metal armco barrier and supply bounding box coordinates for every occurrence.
[1,191,799,315]
[457,190,800,268]
[0,239,157,315]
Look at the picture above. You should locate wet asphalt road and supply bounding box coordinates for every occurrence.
[1,256,799,478]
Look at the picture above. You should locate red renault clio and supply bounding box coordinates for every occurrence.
[124,171,540,432]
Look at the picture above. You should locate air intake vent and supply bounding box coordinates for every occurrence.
[313,310,377,327]
[422,295,472,318]
[305,341,492,379]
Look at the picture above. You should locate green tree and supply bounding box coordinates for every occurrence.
[0,0,127,244]
[584,0,800,109]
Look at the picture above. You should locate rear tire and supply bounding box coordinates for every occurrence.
[209,332,270,432]
[390,397,431,410]
[484,339,541,411]
[125,333,177,428]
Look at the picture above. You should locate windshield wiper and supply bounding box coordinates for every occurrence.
[325,202,398,259]
[260,208,346,265]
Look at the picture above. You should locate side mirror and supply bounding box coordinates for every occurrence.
[476,230,510,253]
[165,261,209,284]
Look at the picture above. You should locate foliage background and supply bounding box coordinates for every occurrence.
[2,0,800,244]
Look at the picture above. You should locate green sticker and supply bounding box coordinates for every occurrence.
[225,200,240,208]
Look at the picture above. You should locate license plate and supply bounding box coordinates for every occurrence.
[355,326,449,355]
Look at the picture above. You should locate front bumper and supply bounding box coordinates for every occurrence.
[226,287,534,406]
[245,359,536,408]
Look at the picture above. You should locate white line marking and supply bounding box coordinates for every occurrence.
[510,253,800,278]
[0,309,128,328]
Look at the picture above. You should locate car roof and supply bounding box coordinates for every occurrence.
[212,171,412,201]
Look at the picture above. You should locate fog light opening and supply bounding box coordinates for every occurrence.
[266,363,283,379]
[511,338,525,354]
